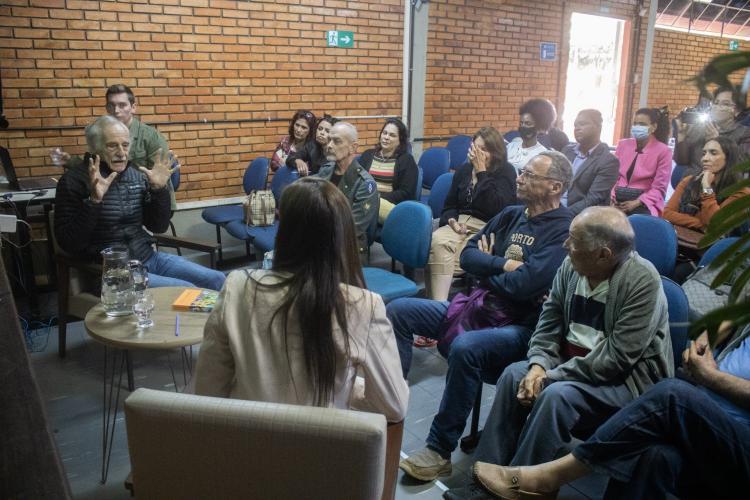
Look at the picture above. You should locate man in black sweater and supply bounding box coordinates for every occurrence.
[389,151,573,482]
[54,115,225,290]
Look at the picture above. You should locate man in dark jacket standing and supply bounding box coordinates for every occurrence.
[561,109,619,215]
[391,151,574,482]
[54,115,225,290]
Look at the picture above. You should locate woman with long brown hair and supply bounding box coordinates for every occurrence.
[664,136,748,232]
[270,109,316,171]
[195,177,408,421]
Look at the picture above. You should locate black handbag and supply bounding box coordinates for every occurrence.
[614,186,644,202]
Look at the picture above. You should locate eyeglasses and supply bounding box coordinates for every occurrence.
[518,168,562,183]
[712,101,735,109]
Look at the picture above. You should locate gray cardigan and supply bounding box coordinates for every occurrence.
[562,142,619,216]
[527,252,674,398]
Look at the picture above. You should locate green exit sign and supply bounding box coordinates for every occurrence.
[730,40,740,51]
[327,30,354,48]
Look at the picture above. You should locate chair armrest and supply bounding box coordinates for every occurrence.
[382,421,404,500]
[154,234,221,254]
[55,254,102,276]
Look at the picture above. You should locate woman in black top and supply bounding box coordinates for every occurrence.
[358,118,419,224]
[427,126,517,301]
[285,114,338,176]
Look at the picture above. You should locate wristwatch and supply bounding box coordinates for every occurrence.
[702,187,715,196]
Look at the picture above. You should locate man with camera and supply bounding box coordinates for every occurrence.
[675,86,750,175]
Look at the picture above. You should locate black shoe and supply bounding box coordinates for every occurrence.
[443,481,496,500]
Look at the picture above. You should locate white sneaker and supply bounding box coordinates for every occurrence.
[399,447,452,481]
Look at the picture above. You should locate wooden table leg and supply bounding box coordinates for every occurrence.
[382,421,404,500]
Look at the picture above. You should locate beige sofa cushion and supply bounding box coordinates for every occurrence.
[124,388,387,500]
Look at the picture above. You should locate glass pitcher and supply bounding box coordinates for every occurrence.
[100,246,134,316]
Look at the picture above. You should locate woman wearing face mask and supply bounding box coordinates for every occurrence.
[270,110,316,172]
[675,86,750,176]
[358,118,418,224]
[506,100,551,173]
[664,136,748,232]
[524,98,570,152]
[611,107,673,216]
[285,114,338,176]
[425,126,517,301]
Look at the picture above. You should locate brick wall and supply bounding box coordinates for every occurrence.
[423,0,650,140]
[647,28,750,113]
[6,1,737,203]
[0,0,404,201]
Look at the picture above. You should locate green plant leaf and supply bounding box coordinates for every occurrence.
[701,206,750,245]
[718,178,750,199]
[689,300,750,344]
[709,255,747,291]
[729,265,750,303]
[707,236,750,269]
[691,52,750,92]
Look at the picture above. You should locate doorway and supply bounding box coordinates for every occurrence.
[562,12,629,146]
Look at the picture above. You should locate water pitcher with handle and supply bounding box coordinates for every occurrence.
[100,246,134,316]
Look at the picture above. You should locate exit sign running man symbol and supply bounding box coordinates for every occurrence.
[327,30,354,48]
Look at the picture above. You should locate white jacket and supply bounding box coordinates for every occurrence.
[195,269,409,422]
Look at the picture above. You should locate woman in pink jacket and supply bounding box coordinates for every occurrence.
[612,107,673,216]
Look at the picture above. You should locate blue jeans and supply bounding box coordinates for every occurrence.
[474,360,633,466]
[573,378,750,499]
[143,251,226,291]
[386,297,532,457]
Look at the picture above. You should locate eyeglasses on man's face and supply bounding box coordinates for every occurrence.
[518,167,561,183]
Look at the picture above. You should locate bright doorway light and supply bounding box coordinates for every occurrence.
[562,13,627,146]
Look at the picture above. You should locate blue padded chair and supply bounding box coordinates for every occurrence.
[426,172,454,219]
[459,275,691,456]
[503,130,520,143]
[662,276,689,368]
[415,166,423,201]
[167,167,181,238]
[629,214,677,277]
[698,237,741,267]
[446,135,472,170]
[201,157,269,262]
[363,201,432,303]
[223,166,299,257]
[671,163,688,189]
[419,147,450,191]
[170,165,180,191]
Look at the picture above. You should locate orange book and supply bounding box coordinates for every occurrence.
[172,288,218,312]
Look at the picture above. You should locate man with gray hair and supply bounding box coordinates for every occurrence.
[394,152,575,482]
[314,121,379,257]
[54,115,225,290]
[444,206,674,500]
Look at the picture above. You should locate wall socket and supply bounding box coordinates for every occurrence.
[0,214,17,233]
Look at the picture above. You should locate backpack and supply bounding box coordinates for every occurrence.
[243,190,276,227]
[682,263,748,319]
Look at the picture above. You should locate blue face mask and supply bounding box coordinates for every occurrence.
[631,125,650,140]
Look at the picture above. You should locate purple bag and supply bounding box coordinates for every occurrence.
[437,288,515,357]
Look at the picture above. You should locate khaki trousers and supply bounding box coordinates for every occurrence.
[427,214,486,277]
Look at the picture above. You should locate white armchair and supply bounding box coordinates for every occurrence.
[124,388,388,500]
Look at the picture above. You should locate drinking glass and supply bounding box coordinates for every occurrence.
[50,147,65,167]
[133,291,155,329]
[129,260,149,299]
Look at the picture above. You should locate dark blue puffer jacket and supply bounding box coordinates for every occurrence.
[54,155,171,263]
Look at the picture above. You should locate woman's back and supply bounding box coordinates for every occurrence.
[195,269,408,422]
